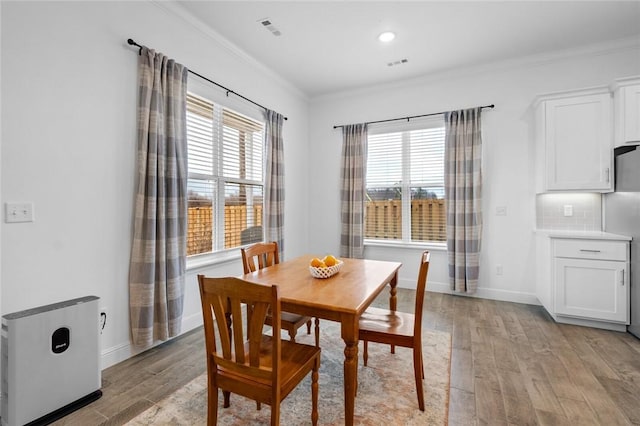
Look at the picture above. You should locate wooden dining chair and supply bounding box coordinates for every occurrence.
[358,250,431,411]
[241,241,320,347]
[197,275,321,426]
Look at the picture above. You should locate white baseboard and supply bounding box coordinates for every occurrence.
[550,312,628,332]
[398,278,540,306]
[100,341,136,371]
[100,311,204,370]
[181,310,205,333]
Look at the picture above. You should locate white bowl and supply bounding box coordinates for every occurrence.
[309,260,343,279]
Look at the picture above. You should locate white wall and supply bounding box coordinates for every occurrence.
[308,40,640,303]
[0,1,309,368]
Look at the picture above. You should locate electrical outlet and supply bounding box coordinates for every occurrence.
[5,202,34,223]
[563,205,573,217]
[495,206,507,216]
[496,265,503,275]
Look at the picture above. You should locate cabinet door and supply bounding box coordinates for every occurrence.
[617,83,640,145]
[555,258,628,322]
[544,93,612,191]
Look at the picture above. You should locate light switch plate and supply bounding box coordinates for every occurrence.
[5,202,34,223]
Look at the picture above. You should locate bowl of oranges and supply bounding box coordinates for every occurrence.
[309,255,343,279]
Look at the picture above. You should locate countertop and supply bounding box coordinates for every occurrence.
[535,229,632,241]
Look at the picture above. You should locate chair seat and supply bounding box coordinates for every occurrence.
[266,311,311,328]
[359,307,415,342]
[216,335,321,401]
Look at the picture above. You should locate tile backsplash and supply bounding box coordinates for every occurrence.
[536,193,602,231]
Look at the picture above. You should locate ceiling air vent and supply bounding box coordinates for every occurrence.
[258,18,282,36]
[387,58,409,67]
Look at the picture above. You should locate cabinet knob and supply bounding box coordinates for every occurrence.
[579,249,601,253]
[606,168,610,183]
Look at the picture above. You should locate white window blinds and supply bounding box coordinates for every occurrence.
[365,120,446,243]
[186,93,265,256]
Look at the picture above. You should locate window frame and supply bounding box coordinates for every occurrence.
[185,78,266,269]
[364,117,447,249]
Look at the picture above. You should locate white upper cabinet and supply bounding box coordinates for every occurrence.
[535,87,613,193]
[611,76,640,147]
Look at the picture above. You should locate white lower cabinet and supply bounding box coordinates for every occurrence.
[554,258,627,322]
[536,233,630,331]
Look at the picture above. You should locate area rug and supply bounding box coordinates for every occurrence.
[127,322,451,425]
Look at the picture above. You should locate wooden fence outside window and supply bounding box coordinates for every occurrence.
[364,199,446,242]
[187,205,262,256]
[188,199,445,256]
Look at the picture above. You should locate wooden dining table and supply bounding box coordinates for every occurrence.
[240,255,402,426]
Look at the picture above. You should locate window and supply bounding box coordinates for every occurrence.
[365,118,446,243]
[186,93,264,256]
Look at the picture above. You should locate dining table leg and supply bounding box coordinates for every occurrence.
[389,270,398,311]
[341,317,358,426]
[389,271,398,354]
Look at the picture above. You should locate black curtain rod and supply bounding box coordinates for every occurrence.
[332,104,495,129]
[127,38,288,120]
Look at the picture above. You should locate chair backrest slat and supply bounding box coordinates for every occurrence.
[249,302,269,366]
[230,297,247,364]
[413,251,430,342]
[241,242,280,274]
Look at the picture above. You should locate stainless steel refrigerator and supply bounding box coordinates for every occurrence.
[604,144,640,338]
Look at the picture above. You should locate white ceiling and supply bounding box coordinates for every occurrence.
[176,1,640,98]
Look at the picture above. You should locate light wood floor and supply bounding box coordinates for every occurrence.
[54,289,640,425]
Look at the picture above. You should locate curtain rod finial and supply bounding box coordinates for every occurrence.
[127,38,142,55]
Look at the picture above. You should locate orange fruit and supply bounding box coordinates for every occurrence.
[310,258,323,267]
[323,255,338,267]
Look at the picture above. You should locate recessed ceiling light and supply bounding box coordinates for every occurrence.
[378,31,396,43]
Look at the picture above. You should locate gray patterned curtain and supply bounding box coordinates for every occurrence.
[340,124,368,258]
[444,108,483,294]
[264,110,285,257]
[129,47,188,348]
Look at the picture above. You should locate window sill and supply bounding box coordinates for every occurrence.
[364,239,447,251]
[186,249,242,272]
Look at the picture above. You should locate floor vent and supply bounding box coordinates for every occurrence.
[1,296,102,426]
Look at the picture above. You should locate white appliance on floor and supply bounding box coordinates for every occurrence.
[1,296,102,426]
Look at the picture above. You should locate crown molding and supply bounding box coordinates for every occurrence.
[151,0,307,101]
[312,35,640,103]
